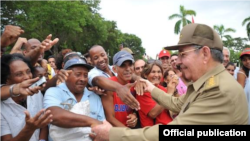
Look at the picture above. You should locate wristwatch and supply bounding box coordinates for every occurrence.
[9,84,20,97]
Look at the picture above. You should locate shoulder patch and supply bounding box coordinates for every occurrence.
[204,75,219,90]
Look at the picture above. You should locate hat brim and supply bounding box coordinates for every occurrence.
[116,58,134,66]
[65,63,93,70]
[158,54,170,58]
[164,43,193,50]
[240,52,250,58]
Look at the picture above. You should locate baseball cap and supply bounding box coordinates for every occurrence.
[240,48,250,57]
[165,23,223,51]
[113,51,134,66]
[158,50,171,58]
[122,47,134,55]
[63,52,81,64]
[63,58,93,70]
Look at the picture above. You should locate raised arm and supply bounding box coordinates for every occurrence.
[1,77,43,100]
[92,76,140,110]
[140,79,184,113]
[1,25,24,48]
[10,37,27,54]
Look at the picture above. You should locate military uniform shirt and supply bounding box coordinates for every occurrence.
[109,64,248,141]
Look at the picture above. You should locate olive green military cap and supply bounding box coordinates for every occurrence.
[165,23,223,51]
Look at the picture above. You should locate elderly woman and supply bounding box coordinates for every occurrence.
[1,53,52,141]
[136,62,172,127]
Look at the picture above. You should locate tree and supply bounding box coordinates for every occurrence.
[242,16,250,40]
[229,49,241,65]
[213,25,236,44]
[225,37,249,64]
[1,1,145,58]
[0,0,23,32]
[168,5,196,34]
[118,33,145,60]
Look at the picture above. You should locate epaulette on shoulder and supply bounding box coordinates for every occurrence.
[204,75,219,91]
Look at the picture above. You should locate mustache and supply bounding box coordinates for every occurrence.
[176,65,181,70]
[176,65,186,70]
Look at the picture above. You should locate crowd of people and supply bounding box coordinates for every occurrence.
[0,23,249,141]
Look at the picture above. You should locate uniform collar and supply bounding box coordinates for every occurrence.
[192,64,225,91]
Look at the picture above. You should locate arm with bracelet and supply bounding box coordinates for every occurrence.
[1,77,43,100]
[1,84,20,100]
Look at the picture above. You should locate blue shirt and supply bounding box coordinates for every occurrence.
[88,65,117,86]
[43,83,105,121]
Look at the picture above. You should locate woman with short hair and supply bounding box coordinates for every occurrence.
[1,53,52,141]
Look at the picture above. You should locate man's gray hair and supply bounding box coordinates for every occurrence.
[223,47,230,56]
[211,48,223,63]
[194,45,223,63]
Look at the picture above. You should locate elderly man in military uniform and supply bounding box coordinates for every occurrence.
[91,23,249,141]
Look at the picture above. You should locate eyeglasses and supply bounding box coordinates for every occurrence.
[178,46,202,60]
[147,60,162,65]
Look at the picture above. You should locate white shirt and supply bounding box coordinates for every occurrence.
[244,71,250,124]
[88,65,117,86]
[1,91,44,141]
[234,67,240,79]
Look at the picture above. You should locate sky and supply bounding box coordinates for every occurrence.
[99,0,250,58]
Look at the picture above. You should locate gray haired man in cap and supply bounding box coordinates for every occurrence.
[91,23,248,141]
[44,58,105,139]
[101,51,138,128]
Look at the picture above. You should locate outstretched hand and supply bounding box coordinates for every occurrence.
[167,75,179,94]
[134,80,147,96]
[1,25,24,48]
[116,82,140,110]
[56,69,72,85]
[10,37,27,54]
[88,86,106,96]
[40,34,59,51]
[138,78,155,93]
[13,77,46,96]
[90,120,112,141]
[24,109,53,130]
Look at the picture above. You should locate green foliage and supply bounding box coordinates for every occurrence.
[119,33,145,60]
[230,49,240,63]
[168,5,196,34]
[212,23,250,64]
[1,0,145,60]
[242,16,250,40]
[213,25,236,42]
[225,37,249,64]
